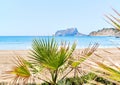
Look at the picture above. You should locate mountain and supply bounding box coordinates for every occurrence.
[55,28,86,36]
[89,28,120,37]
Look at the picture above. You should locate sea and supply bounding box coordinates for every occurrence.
[0,36,120,50]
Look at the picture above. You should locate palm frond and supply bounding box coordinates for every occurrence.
[112,8,120,16]
[90,52,120,84]
[66,43,98,79]
[69,43,99,68]
[30,38,76,84]
[105,8,120,30]
[30,38,76,71]
[91,8,120,84]
[3,56,33,84]
[94,62,120,83]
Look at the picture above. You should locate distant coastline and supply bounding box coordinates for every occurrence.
[55,28,120,37]
[89,28,120,37]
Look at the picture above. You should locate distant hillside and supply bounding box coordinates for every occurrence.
[55,28,86,36]
[89,28,120,36]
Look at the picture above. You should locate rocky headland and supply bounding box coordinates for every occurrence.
[89,28,120,37]
[55,28,86,36]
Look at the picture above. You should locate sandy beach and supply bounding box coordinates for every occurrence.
[0,48,120,83]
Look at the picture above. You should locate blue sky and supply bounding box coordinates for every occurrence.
[0,0,120,36]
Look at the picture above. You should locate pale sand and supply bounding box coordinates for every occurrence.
[0,48,120,83]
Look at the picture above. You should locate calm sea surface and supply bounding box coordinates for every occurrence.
[0,36,120,50]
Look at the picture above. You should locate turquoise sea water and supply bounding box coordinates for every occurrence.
[0,36,120,50]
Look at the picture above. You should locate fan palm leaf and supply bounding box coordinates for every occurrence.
[67,43,99,79]
[30,38,76,71]
[69,43,99,68]
[3,56,33,84]
[30,38,76,84]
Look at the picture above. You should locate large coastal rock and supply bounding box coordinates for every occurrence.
[55,28,85,36]
[89,28,120,36]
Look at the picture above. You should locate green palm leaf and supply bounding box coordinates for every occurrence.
[30,38,76,84]
[30,38,76,70]
[95,62,120,83]
[3,56,33,84]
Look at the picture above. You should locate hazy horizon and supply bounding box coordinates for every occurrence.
[0,0,120,36]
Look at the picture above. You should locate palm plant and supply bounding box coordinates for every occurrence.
[3,38,99,85]
[30,38,76,85]
[68,43,99,78]
[105,8,120,31]
[3,38,76,85]
[90,9,120,84]
[90,54,120,84]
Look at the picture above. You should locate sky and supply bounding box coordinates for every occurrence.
[0,0,120,36]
